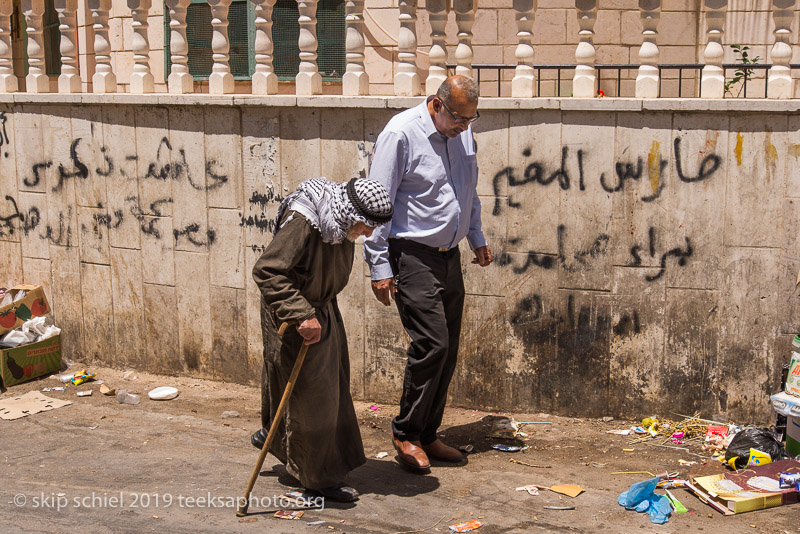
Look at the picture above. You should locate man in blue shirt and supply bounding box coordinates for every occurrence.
[364,76,493,470]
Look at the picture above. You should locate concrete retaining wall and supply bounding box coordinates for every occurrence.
[1,94,797,422]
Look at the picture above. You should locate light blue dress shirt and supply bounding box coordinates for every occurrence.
[364,97,487,281]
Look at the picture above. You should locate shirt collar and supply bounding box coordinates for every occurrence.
[419,96,444,140]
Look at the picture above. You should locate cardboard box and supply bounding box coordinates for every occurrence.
[0,285,51,336]
[0,334,62,388]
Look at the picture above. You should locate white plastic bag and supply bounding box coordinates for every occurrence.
[21,316,47,337]
[1,317,60,347]
[1,328,35,348]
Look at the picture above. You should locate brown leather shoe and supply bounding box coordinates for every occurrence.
[420,439,464,462]
[392,437,430,469]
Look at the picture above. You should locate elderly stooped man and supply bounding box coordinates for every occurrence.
[250,177,393,502]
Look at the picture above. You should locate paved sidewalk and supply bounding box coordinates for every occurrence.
[0,365,796,533]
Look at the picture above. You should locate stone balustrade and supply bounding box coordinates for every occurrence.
[0,0,797,98]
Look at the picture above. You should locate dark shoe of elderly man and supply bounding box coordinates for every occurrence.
[250,428,268,449]
[392,436,431,470]
[316,483,359,503]
[420,439,464,462]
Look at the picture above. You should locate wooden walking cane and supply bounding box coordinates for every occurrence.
[236,321,310,517]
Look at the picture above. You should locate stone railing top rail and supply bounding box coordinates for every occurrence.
[4,93,800,113]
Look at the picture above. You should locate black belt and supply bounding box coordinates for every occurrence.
[389,238,458,255]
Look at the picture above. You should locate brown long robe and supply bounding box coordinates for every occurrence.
[252,211,366,490]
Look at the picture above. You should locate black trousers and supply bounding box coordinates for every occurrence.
[388,238,465,444]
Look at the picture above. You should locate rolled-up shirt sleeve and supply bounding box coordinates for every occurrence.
[467,191,487,251]
[364,129,407,281]
[252,216,316,323]
[467,135,487,251]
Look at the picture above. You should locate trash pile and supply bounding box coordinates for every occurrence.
[611,412,798,522]
[608,413,736,450]
[52,368,180,405]
[0,356,182,419]
[617,445,799,523]
[615,332,800,524]
[0,284,62,388]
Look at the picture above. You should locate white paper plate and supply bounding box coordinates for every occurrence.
[148,386,179,401]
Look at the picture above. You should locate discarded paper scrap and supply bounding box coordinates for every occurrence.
[515,485,540,496]
[449,519,482,532]
[274,510,304,520]
[0,391,72,420]
[549,484,585,498]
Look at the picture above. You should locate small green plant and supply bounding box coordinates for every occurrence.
[724,44,761,97]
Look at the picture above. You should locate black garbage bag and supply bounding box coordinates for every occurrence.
[725,427,788,469]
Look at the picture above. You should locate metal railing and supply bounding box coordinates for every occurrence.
[448,63,800,98]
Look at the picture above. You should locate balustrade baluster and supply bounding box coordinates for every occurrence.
[343,0,368,95]
[88,0,116,93]
[208,0,234,94]
[573,0,596,98]
[54,0,80,93]
[453,0,473,79]
[296,0,322,95]
[425,0,446,95]
[129,0,154,93]
[395,0,420,96]
[636,0,660,98]
[511,0,536,98]
[22,0,49,92]
[700,0,727,98]
[251,0,277,94]
[0,0,17,92]
[768,0,795,99]
[165,0,193,93]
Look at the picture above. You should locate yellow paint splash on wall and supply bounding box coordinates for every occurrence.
[734,132,743,166]
[790,144,800,158]
[765,133,778,183]
[647,141,661,195]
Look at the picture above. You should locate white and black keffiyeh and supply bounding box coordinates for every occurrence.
[275,177,393,244]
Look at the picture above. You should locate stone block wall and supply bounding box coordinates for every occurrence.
[0,95,797,423]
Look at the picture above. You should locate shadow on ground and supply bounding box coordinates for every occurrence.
[349,459,441,497]
[438,414,530,454]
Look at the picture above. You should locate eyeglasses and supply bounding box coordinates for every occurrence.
[439,99,480,124]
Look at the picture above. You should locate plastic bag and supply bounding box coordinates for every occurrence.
[0,317,60,348]
[0,328,34,347]
[618,477,671,524]
[725,427,788,469]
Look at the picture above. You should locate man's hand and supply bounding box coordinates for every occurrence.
[371,278,396,306]
[297,316,322,345]
[472,245,493,267]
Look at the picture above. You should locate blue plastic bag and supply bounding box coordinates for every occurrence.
[618,477,672,524]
